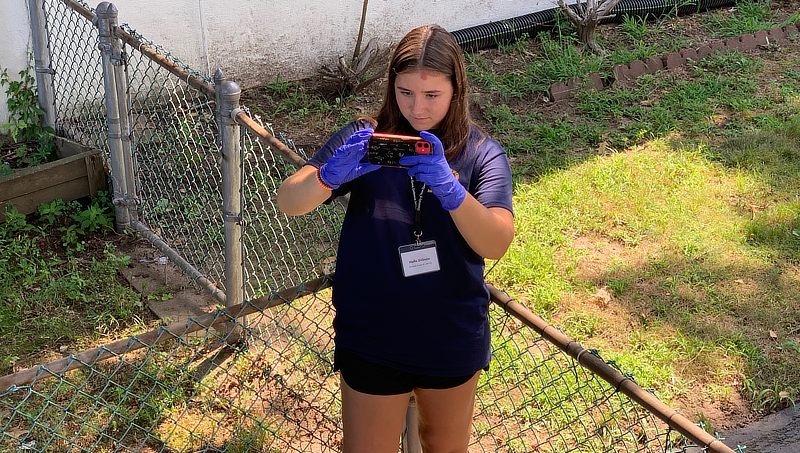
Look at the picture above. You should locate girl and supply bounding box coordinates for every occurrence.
[277,24,514,453]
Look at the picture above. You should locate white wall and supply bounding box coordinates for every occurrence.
[0,0,35,132]
[0,0,557,129]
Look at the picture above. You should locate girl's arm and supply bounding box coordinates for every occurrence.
[450,196,514,260]
[400,131,514,260]
[276,165,332,216]
[277,126,379,216]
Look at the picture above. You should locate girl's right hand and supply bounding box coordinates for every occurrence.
[399,131,466,211]
[318,128,380,189]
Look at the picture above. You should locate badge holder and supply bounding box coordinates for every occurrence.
[399,237,440,277]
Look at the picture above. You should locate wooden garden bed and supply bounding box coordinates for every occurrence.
[0,138,106,222]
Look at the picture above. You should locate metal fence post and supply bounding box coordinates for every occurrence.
[28,0,56,131]
[110,22,138,222]
[94,2,130,232]
[215,69,246,344]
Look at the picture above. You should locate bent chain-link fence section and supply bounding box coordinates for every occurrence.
[1,0,741,452]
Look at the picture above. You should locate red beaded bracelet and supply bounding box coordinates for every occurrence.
[315,165,333,191]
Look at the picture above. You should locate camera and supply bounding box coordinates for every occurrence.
[366,133,432,167]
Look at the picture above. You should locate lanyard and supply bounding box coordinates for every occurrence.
[409,176,427,244]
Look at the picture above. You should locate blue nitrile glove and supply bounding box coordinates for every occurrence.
[319,128,380,189]
[399,131,466,211]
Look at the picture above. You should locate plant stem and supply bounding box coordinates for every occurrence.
[352,0,370,62]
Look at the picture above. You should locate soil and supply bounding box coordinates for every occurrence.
[0,133,55,171]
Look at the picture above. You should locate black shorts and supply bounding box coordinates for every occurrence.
[334,348,477,396]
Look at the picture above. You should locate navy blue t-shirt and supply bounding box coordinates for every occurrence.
[306,121,513,376]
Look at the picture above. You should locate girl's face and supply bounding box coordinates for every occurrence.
[394,69,454,132]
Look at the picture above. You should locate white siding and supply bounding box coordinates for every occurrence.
[0,0,558,128]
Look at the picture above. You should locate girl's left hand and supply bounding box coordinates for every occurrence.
[319,128,379,189]
[399,131,466,211]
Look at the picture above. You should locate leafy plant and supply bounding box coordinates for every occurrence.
[37,199,67,226]
[619,14,651,42]
[318,37,388,95]
[1,60,57,168]
[50,194,115,249]
[0,197,137,376]
[317,0,388,96]
[1,66,44,143]
[0,163,12,176]
[73,204,114,233]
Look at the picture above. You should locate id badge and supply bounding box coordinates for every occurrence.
[398,240,440,277]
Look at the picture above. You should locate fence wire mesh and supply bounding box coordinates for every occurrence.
[0,0,737,452]
[117,24,226,289]
[239,118,348,298]
[42,0,107,150]
[1,295,683,453]
[0,289,341,453]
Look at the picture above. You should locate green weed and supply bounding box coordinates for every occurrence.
[466,31,607,98]
[465,53,532,99]
[0,63,57,168]
[257,76,357,129]
[527,34,605,91]
[0,197,140,375]
[702,0,779,37]
[227,421,281,453]
[498,33,531,55]
[619,15,651,42]
[0,163,12,177]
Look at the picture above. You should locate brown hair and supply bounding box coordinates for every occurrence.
[370,24,473,160]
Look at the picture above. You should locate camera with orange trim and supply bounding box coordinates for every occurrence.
[367,133,432,167]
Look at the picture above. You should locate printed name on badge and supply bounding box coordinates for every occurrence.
[398,240,441,277]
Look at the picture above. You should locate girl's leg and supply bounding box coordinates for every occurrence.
[413,372,480,453]
[340,377,411,453]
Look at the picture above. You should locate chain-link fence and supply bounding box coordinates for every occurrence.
[0,279,735,453]
[0,0,742,452]
[238,114,347,298]
[119,23,227,290]
[42,0,107,150]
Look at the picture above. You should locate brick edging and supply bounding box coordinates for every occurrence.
[548,23,800,101]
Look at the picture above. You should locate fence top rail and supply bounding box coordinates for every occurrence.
[59,0,309,169]
[234,109,308,169]
[61,0,94,21]
[114,25,216,99]
[59,0,216,99]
